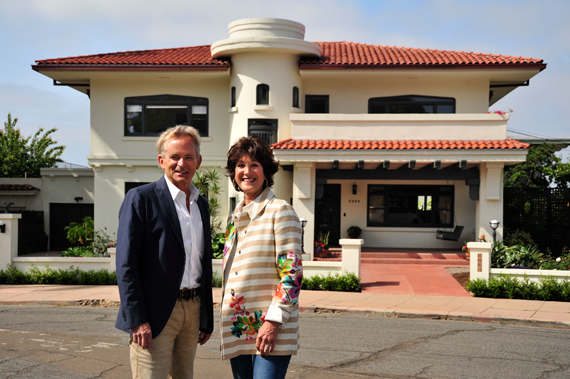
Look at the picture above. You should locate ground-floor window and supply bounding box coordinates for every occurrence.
[367,185,454,227]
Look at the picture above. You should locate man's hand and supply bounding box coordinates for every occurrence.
[131,322,153,349]
[198,332,211,345]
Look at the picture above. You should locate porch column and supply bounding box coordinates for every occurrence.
[339,238,363,277]
[475,162,504,242]
[293,163,315,260]
[0,214,22,268]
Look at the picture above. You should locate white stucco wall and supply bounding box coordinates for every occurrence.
[0,178,43,211]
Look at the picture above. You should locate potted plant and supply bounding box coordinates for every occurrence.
[347,226,362,239]
[315,231,330,258]
[462,245,470,260]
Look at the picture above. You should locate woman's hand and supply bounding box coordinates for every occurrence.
[256,320,280,357]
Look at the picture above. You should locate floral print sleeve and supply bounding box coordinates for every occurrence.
[264,203,303,325]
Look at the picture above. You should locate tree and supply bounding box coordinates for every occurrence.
[0,113,65,178]
[192,168,222,236]
[504,143,570,188]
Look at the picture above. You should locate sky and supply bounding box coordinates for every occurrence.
[1,0,569,167]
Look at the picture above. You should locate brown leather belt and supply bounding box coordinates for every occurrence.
[178,288,199,301]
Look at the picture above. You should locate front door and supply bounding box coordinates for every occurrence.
[49,203,94,251]
[314,184,341,247]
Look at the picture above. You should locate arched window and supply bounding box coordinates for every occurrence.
[292,87,299,108]
[368,95,455,114]
[231,86,236,107]
[256,84,269,105]
[125,95,209,136]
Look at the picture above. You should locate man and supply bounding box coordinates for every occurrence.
[115,125,214,378]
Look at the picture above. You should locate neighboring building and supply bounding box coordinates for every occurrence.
[32,18,546,256]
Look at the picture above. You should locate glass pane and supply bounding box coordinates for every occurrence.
[438,210,451,224]
[146,106,188,134]
[439,196,452,209]
[192,105,207,115]
[437,104,454,113]
[127,104,143,134]
[369,195,384,207]
[368,208,385,223]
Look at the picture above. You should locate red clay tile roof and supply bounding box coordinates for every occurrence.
[299,42,545,69]
[34,45,229,69]
[34,42,544,70]
[271,138,530,150]
[0,184,40,191]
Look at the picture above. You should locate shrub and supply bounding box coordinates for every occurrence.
[212,270,222,288]
[60,246,99,257]
[347,226,362,239]
[491,242,543,269]
[92,227,116,256]
[64,216,94,245]
[301,272,361,292]
[466,274,570,302]
[503,228,536,248]
[212,233,225,260]
[0,264,117,285]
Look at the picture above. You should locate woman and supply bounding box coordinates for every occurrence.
[221,136,303,379]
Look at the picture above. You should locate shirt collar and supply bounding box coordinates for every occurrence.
[164,174,199,203]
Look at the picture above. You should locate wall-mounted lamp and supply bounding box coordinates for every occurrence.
[489,220,500,243]
[352,184,357,195]
[74,197,83,203]
[0,221,5,233]
[299,218,307,254]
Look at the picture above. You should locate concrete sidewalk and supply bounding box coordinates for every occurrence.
[2,285,570,328]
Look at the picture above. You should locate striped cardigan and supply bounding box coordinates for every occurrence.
[220,188,303,360]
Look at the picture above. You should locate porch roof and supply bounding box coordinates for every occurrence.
[271,138,530,150]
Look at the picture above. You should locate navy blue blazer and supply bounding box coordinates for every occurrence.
[115,176,214,337]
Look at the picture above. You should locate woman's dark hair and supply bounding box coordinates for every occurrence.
[226,136,279,191]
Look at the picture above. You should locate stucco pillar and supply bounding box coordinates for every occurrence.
[468,241,492,281]
[339,238,363,277]
[293,163,315,259]
[0,214,22,269]
[108,247,116,272]
[475,162,504,242]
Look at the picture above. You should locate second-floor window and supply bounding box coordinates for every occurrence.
[257,84,269,105]
[248,119,277,145]
[293,87,299,108]
[231,87,236,107]
[125,95,209,136]
[369,95,455,114]
[305,95,329,113]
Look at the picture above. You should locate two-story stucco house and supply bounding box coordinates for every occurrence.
[32,18,545,256]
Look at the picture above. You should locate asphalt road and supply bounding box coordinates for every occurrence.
[1,304,570,378]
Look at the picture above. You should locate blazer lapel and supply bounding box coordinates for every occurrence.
[155,176,184,249]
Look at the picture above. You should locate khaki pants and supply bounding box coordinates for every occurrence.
[130,297,201,379]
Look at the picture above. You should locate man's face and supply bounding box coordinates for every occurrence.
[158,136,202,193]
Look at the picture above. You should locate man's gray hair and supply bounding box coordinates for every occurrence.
[156,125,201,157]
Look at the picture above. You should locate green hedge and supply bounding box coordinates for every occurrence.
[0,265,117,285]
[301,272,361,292]
[466,275,570,302]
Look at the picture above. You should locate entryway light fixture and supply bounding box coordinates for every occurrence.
[489,220,500,242]
[352,184,357,195]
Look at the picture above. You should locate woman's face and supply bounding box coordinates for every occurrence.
[235,154,266,203]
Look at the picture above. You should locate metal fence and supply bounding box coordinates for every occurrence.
[504,187,570,254]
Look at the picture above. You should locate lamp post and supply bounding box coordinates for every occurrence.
[489,220,500,243]
[300,218,307,254]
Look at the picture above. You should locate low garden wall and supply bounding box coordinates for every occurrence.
[468,241,570,282]
[1,217,361,279]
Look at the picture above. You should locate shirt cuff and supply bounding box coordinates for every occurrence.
[264,305,285,326]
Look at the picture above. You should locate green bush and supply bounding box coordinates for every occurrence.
[0,264,117,285]
[301,272,361,292]
[503,228,536,248]
[212,233,225,260]
[60,246,99,257]
[212,270,222,288]
[347,226,362,239]
[466,274,570,301]
[64,216,94,245]
[491,242,544,269]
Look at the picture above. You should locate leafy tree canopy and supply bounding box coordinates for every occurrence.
[504,143,570,188]
[0,113,65,178]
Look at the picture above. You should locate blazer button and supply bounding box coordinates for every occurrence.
[238,250,241,254]
[235,272,238,275]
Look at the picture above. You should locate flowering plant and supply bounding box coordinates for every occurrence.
[479,235,488,242]
[487,108,513,115]
[315,231,330,253]
[462,245,470,253]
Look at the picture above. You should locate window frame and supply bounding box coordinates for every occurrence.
[256,84,270,105]
[368,95,455,114]
[367,185,455,228]
[305,95,329,113]
[124,94,209,137]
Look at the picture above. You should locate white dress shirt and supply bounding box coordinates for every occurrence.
[164,175,204,289]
